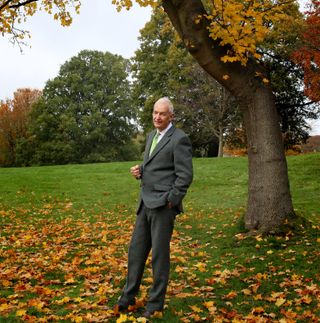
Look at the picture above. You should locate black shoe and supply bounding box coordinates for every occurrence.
[117,304,129,312]
[114,301,136,314]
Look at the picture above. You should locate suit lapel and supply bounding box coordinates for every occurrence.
[145,126,175,165]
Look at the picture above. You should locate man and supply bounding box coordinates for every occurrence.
[116,97,193,318]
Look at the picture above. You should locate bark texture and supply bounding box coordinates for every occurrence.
[163,0,294,232]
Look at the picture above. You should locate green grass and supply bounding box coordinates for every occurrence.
[0,153,319,322]
[1,153,318,215]
[0,162,138,212]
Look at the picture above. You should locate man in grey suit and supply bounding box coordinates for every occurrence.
[116,97,193,318]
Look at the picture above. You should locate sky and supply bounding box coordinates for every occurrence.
[0,0,151,99]
[0,0,319,135]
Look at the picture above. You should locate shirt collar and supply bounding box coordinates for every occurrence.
[158,122,173,136]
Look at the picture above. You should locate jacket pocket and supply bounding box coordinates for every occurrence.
[153,184,172,191]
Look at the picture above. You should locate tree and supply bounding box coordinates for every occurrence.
[260,2,320,148]
[0,101,15,166]
[266,58,319,149]
[292,0,320,102]
[28,50,137,165]
[173,65,239,157]
[0,88,41,166]
[123,0,305,233]
[224,3,320,153]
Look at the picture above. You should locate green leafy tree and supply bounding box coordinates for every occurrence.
[261,4,320,149]
[267,58,319,149]
[28,50,137,165]
[225,17,320,153]
[172,64,239,157]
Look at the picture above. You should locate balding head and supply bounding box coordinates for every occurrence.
[152,97,174,131]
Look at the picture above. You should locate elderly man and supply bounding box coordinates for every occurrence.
[117,97,193,318]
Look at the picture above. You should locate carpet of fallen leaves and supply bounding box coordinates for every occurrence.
[0,201,319,322]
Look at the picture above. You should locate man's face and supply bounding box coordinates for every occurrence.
[152,101,173,131]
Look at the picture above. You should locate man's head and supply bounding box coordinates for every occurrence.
[153,97,174,131]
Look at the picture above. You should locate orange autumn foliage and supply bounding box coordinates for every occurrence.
[0,88,41,166]
[292,0,320,102]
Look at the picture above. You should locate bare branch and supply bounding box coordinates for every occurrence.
[9,0,39,9]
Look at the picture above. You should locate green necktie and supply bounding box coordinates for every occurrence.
[149,132,160,156]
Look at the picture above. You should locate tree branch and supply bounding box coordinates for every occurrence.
[162,0,265,101]
[0,0,13,12]
[9,0,39,9]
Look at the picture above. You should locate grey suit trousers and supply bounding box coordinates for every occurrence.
[119,203,178,311]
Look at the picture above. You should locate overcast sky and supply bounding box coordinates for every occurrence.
[0,0,151,99]
[0,0,319,134]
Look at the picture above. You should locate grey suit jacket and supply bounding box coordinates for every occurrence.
[137,125,193,213]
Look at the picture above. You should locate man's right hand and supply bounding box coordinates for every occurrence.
[130,165,141,179]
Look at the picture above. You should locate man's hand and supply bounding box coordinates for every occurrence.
[130,165,141,179]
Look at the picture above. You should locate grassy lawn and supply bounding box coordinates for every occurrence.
[0,153,319,322]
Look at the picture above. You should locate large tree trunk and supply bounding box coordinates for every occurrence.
[163,0,294,232]
[241,88,294,231]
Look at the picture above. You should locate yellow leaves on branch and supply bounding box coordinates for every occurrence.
[111,0,157,11]
[203,0,291,65]
[0,0,81,39]
[112,0,294,67]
